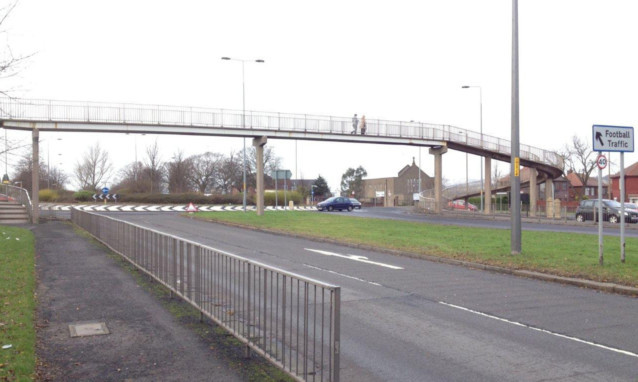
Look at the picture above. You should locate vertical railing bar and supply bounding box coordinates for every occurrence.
[270,271,274,357]
[289,276,293,372]
[304,282,308,378]
[296,278,300,376]
[282,275,286,369]
[331,288,340,382]
[313,284,317,382]
[263,268,267,352]
[329,291,333,381]
[276,273,280,363]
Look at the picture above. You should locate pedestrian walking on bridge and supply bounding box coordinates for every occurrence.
[360,115,367,135]
[351,114,358,134]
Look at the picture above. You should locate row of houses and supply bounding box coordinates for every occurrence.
[339,159,638,207]
[287,159,638,207]
[535,162,638,204]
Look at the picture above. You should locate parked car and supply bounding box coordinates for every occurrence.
[447,199,477,211]
[317,197,354,212]
[349,198,362,209]
[625,202,638,213]
[575,199,638,223]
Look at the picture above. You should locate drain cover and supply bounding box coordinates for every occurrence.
[69,322,110,337]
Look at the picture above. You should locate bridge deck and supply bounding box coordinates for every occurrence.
[0,97,563,178]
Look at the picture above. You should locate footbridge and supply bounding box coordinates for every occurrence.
[0,98,563,221]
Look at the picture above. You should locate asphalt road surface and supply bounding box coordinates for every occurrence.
[100,212,638,381]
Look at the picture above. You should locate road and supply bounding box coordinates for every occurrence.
[101,212,638,381]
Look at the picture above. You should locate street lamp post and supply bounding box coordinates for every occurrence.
[511,0,522,254]
[222,57,265,212]
[462,85,483,212]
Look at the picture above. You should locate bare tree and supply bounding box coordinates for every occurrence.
[113,161,145,192]
[0,1,33,98]
[492,163,503,188]
[218,150,242,194]
[11,153,46,193]
[46,166,68,190]
[562,135,597,200]
[143,139,165,193]
[166,150,193,193]
[189,152,222,193]
[74,142,112,191]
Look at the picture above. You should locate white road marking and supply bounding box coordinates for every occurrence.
[304,248,403,270]
[303,264,382,286]
[439,301,638,359]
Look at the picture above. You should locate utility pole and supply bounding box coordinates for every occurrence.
[511,0,522,254]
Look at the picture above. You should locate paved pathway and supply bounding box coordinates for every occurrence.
[34,221,247,381]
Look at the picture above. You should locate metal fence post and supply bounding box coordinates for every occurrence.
[331,287,340,382]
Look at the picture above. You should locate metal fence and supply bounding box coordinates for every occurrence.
[71,209,340,382]
[0,97,563,171]
[0,184,32,221]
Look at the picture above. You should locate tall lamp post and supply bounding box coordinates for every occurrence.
[221,57,265,212]
[462,85,483,212]
[510,0,521,254]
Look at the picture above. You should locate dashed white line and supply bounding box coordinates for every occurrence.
[303,264,383,286]
[439,301,638,359]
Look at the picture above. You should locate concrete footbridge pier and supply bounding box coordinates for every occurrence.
[0,98,563,221]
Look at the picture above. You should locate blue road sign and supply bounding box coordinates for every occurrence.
[102,187,109,194]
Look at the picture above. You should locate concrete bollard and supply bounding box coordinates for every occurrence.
[289,201,294,210]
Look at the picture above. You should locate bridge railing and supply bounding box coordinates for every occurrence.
[0,97,563,171]
[71,209,341,382]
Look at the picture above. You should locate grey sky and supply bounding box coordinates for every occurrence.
[2,0,637,192]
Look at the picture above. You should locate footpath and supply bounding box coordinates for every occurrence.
[34,220,254,382]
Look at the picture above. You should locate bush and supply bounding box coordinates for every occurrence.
[38,189,59,202]
[264,191,303,206]
[115,193,246,205]
[73,190,95,202]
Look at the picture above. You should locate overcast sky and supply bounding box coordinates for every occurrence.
[2,0,638,193]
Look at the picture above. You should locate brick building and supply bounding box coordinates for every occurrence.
[610,161,638,203]
[361,158,433,206]
[566,172,608,200]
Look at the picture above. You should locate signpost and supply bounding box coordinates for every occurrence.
[272,170,292,209]
[593,125,634,264]
[596,153,607,266]
[102,187,110,205]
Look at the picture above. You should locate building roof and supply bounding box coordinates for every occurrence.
[566,172,605,187]
[610,161,638,178]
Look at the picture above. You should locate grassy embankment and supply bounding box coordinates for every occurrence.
[194,211,638,287]
[0,226,36,381]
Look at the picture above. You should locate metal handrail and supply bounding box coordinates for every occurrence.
[1,184,33,221]
[0,97,563,173]
[71,209,340,382]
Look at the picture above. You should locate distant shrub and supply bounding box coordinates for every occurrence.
[73,190,95,202]
[115,193,246,205]
[39,189,59,202]
[264,191,302,207]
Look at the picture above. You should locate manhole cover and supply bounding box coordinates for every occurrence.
[69,322,110,337]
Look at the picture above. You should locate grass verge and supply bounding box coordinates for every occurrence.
[72,225,293,382]
[194,211,638,288]
[0,225,36,381]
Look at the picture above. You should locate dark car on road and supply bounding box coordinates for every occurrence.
[317,197,354,212]
[349,198,362,209]
[575,199,638,223]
